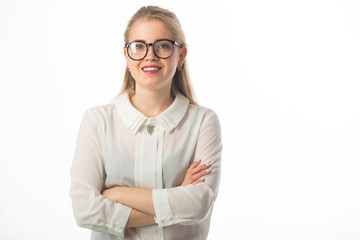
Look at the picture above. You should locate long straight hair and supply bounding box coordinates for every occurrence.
[119,6,197,105]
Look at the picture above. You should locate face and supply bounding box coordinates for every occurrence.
[124,19,187,93]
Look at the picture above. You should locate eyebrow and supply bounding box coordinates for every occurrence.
[130,39,146,42]
[128,38,173,43]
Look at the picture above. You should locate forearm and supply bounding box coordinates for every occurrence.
[103,161,211,218]
[126,209,155,228]
[103,187,156,216]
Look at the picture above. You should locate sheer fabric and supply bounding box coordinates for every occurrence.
[70,93,222,239]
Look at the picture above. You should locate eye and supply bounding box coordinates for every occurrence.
[156,41,172,51]
[130,42,146,52]
[159,43,171,49]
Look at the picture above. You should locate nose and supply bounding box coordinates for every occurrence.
[144,44,158,61]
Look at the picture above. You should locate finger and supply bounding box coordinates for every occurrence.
[190,170,211,182]
[190,163,211,175]
[192,178,205,185]
[188,160,201,171]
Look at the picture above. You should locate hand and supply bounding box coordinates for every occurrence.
[181,160,211,186]
[102,186,120,202]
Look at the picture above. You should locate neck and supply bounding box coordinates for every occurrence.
[130,88,174,118]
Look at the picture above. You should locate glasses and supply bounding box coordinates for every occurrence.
[125,39,182,61]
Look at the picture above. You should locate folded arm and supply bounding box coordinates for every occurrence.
[103,160,211,227]
[103,111,221,228]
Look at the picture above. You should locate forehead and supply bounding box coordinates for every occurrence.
[128,19,173,42]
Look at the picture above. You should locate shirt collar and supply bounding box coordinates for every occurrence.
[114,92,190,134]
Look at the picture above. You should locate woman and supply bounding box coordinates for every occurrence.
[70,6,222,240]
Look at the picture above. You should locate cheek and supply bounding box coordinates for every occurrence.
[127,60,139,70]
[166,61,178,77]
[167,58,179,70]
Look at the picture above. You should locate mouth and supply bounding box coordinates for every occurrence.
[142,65,162,73]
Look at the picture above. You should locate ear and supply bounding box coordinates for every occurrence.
[124,48,129,68]
[178,47,187,68]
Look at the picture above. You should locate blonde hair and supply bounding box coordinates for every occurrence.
[119,6,197,105]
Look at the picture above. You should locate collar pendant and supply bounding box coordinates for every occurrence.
[146,124,155,135]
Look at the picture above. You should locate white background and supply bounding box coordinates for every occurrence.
[1,0,359,239]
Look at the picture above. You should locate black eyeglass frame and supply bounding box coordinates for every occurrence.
[124,39,182,61]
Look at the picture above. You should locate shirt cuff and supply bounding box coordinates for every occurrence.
[152,188,175,227]
[106,203,132,237]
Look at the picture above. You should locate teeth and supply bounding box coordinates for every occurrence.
[143,67,160,71]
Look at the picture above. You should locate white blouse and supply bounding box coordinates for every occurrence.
[70,93,222,240]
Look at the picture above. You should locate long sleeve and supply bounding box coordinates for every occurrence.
[69,108,132,236]
[152,110,222,227]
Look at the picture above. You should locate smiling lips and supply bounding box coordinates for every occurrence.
[142,65,162,74]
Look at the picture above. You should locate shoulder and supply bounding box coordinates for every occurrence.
[81,102,116,125]
[188,104,220,122]
[186,104,221,132]
[186,104,222,146]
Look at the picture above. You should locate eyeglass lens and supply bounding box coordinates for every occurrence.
[128,40,174,60]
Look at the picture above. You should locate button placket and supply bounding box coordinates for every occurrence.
[136,118,165,238]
